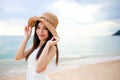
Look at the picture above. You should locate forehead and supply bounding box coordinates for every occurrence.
[38,22,46,28]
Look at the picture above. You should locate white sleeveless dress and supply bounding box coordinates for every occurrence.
[26,48,50,80]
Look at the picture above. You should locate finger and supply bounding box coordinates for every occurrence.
[28,26,32,31]
[27,25,29,30]
[25,25,30,32]
[51,37,56,41]
[25,25,28,31]
[55,38,59,43]
[52,37,59,43]
[24,25,28,31]
[53,36,60,41]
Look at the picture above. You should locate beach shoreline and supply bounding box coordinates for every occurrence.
[48,59,120,80]
[1,55,120,80]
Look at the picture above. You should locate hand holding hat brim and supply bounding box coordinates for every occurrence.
[27,12,59,38]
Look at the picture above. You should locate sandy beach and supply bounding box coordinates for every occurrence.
[48,59,120,80]
[2,56,120,80]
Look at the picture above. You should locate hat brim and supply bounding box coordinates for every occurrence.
[37,17,59,38]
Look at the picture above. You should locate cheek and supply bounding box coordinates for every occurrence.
[45,31,49,36]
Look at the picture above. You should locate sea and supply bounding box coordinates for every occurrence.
[0,35,120,77]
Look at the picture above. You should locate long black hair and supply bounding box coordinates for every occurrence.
[25,21,59,65]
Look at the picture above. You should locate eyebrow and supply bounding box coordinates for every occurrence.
[37,24,47,29]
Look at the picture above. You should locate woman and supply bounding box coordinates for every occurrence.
[15,12,59,80]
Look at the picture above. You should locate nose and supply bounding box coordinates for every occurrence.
[38,29,43,34]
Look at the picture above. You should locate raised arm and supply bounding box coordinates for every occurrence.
[36,37,59,73]
[15,25,32,60]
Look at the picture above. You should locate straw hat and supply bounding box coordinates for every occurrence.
[28,12,59,38]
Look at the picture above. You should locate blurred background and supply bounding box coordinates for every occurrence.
[0,0,120,78]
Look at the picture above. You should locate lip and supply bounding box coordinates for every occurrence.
[39,35,45,37]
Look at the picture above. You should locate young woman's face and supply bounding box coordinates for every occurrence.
[36,22,49,41]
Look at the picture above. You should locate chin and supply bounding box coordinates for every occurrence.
[39,38,45,41]
[39,37,47,41]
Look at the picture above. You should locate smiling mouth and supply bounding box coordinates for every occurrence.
[39,35,45,37]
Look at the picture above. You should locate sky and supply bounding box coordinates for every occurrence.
[0,0,120,37]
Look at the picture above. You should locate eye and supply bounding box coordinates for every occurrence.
[44,27,48,30]
[36,26,40,29]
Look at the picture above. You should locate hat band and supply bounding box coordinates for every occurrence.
[39,17,54,27]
